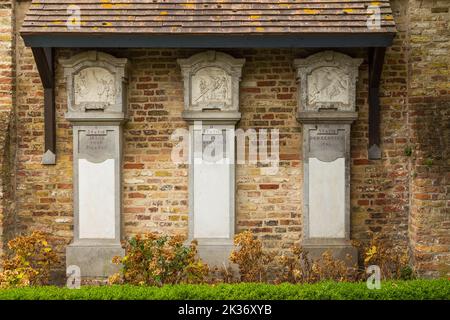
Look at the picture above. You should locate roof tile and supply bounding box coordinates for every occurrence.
[21,0,396,35]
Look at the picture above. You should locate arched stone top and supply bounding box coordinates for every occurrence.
[177,51,245,113]
[294,51,363,113]
[60,51,129,120]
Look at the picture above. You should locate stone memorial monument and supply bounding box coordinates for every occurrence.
[60,51,128,278]
[178,51,245,265]
[294,51,363,264]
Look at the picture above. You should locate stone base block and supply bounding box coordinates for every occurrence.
[66,244,124,278]
[303,243,358,266]
[197,244,234,268]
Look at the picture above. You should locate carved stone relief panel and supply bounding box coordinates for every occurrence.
[178,51,245,113]
[191,67,232,110]
[294,51,363,112]
[307,66,349,107]
[60,51,128,117]
[74,67,116,111]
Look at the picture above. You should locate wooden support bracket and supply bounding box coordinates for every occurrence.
[32,47,55,165]
[368,47,386,160]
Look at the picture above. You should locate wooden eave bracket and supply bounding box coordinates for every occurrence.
[32,47,56,165]
[368,47,386,160]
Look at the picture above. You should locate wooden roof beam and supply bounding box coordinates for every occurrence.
[368,46,386,160]
[32,47,56,165]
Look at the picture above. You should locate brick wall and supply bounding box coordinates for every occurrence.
[236,49,302,251]
[23,45,412,265]
[0,0,15,259]
[58,48,305,254]
[12,0,71,273]
[4,0,449,278]
[351,0,411,251]
[407,0,450,277]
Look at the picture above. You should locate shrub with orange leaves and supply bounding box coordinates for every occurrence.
[275,245,314,284]
[275,245,360,284]
[357,235,413,280]
[310,251,361,282]
[108,233,209,286]
[229,231,274,282]
[207,264,236,284]
[0,231,59,288]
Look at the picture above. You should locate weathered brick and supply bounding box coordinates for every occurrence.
[0,0,447,282]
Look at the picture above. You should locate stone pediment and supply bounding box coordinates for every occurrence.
[178,51,245,113]
[294,51,363,113]
[60,51,128,120]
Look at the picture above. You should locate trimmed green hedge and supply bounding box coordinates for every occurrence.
[0,280,448,300]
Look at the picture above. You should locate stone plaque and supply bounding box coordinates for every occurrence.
[61,51,128,278]
[60,51,128,116]
[78,158,115,239]
[78,128,115,160]
[309,126,346,162]
[307,67,349,107]
[295,51,361,264]
[189,123,236,266]
[308,157,345,238]
[294,51,363,112]
[202,128,227,161]
[179,51,244,266]
[74,67,115,110]
[178,51,245,112]
[192,67,232,110]
[193,156,231,239]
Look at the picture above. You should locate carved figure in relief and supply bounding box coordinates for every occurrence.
[191,67,231,109]
[195,75,228,103]
[74,67,115,108]
[308,67,349,105]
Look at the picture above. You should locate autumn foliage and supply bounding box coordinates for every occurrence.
[357,236,413,280]
[230,231,412,284]
[108,233,209,286]
[229,231,274,282]
[0,231,59,288]
[0,230,413,288]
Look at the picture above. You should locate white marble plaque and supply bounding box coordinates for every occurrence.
[308,157,345,238]
[193,162,231,239]
[78,158,115,239]
[193,127,231,239]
